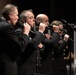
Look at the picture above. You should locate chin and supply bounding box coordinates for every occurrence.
[12,22,16,25]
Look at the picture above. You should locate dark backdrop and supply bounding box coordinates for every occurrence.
[12,0,76,23]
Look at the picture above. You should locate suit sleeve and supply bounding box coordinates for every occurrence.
[42,32,60,47]
[56,40,68,55]
[4,25,29,53]
[29,31,46,48]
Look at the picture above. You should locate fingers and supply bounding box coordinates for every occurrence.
[23,23,31,35]
[39,23,47,33]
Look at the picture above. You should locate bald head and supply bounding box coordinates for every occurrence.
[36,14,49,25]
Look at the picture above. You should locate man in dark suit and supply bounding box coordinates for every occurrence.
[0,4,31,75]
[36,14,61,75]
[16,10,47,75]
[51,20,70,75]
[38,19,69,75]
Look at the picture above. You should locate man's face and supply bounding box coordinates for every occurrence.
[25,12,35,28]
[9,8,19,25]
[42,16,49,26]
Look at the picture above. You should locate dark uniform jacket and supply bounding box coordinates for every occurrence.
[40,33,69,75]
[0,21,29,75]
[17,30,46,75]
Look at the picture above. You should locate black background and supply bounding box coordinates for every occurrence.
[12,0,76,23]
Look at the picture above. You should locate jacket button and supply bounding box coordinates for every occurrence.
[37,50,38,52]
[64,50,65,51]
[52,58,54,60]
[37,57,39,59]
[37,64,38,66]
[63,53,65,55]
[52,52,54,54]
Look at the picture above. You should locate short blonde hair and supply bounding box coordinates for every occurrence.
[51,20,63,26]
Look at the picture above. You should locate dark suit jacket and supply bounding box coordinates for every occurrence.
[0,21,29,75]
[40,33,68,75]
[17,30,46,75]
[53,41,68,75]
